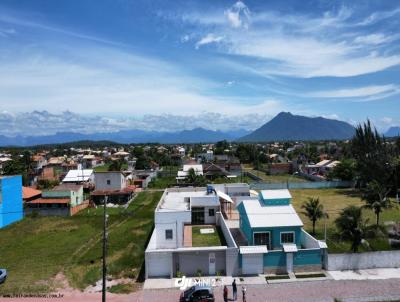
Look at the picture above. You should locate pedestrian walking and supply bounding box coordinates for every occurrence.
[232,279,237,301]
[223,285,228,302]
[242,286,247,302]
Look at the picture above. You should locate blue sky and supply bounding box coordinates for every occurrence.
[0,0,399,135]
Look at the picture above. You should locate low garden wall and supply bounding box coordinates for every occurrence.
[327,250,400,270]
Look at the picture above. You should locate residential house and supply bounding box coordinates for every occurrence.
[237,189,326,274]
[62,169,94,189]
[304,160,340,178]
[145,186,229,278]
[31,154,47,173]
[91,172,135,204]
[0,175,23,228]
[24,183,86,216]
[22,186,42,203]
[176,164,204,182]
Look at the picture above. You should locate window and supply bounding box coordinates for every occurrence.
[165,229,173,240]
[208,208,215,217]
[280,232,295,244]
[106,179,111,185]
[253,232,271,249]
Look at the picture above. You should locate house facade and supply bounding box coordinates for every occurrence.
[24,184,85,216]
[91,172,135,204]
[237,189,327,274]
[145,185,327,279]
[0,175,23,228]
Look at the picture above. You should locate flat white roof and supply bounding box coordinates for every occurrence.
[241,200,303,228]
[158,190,217,212]
[240,245,268,254]
[260,189,292,200]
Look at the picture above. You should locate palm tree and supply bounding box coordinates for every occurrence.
[187,168,198,184]
[108,160,123,171]
[301,197,325,235]
[362,180,392,226]
[335,206,368,252]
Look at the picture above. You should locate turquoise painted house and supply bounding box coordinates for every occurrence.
[237,189,327,275]
[0,175,23,228]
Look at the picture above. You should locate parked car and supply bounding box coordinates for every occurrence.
[0,269,7,284]
[179,285,214,302]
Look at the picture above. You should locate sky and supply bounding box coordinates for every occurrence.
[0,0,399,136]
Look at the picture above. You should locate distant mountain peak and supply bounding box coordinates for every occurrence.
[238,112,355,142]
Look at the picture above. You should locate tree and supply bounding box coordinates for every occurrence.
[351,120,394,186]
[108,160,123,171]
[186,168,206,186]
[328,159,356,181]
[362,180,392,226]
[301,197,325,235]
[335,206,368,252]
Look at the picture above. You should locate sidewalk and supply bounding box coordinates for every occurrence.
[328,267,400,280]
[144,268,400,290]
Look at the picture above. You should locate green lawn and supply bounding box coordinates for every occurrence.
[243,165,307,183]
[191,226,225,247]
[94,163,128,172]
[0,191,162,295]
[148,176,176,189]
[290,188,400,253]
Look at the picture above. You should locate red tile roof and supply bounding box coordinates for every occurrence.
[27,198,70,204]
[22,187,42,200]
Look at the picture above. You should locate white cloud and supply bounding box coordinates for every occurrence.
[354,33,393,45]
[357,7,400,26]
[195,33,224,49]
[224,1,251,29]
[0,27,16,37]
[0,110,277,136]
[174,3,400,78]
[308,84,399,98]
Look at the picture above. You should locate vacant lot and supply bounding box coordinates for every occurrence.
[93,163,128,172]
[291,188,400,252]
[243,165,307,183]
[0,191,162,295]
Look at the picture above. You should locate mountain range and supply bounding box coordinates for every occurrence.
[238,112,355,142]
[0,128,250,147]
[0,112,360,146]
[385,127,400,137]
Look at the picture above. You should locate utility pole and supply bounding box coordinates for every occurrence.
[102,195,108,302]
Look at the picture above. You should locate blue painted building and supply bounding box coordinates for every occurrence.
[237,189,326,274]
[0,175,23,228]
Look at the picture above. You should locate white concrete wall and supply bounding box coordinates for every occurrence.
[301,230,320,249]
[327,251,400,271]
[204,206,219,224]
[94,172,126,190]
[216,212,237,248]
[154,211,191,248]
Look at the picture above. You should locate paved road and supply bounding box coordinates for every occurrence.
[1,279,400,302]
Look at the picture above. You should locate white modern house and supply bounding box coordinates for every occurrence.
[145,185,327,279]
[145,184,251,278]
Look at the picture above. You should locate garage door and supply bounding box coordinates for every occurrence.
[147,252,172,277]
[242,254,263,275]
